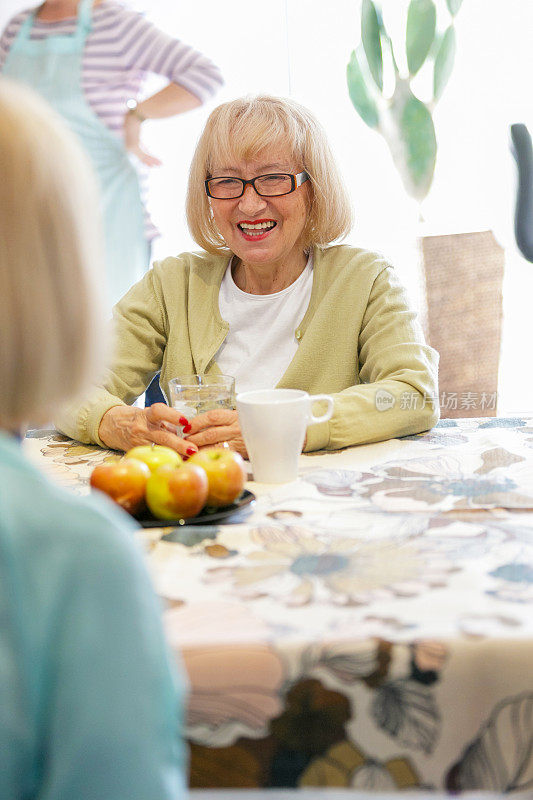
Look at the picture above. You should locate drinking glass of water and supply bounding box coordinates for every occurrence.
[168,374,235,435]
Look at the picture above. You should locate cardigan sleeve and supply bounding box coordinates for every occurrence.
[54,265,169,446]
[304,265,440,451]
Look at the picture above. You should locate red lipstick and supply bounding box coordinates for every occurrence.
[237,218,277,242]
[238,219,276,224]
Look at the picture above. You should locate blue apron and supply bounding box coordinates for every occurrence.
[2,0,149,308]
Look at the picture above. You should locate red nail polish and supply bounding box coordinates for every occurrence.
[182,425,192,434]
[178,416,189,426]
[186,447,196,456]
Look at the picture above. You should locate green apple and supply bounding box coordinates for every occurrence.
[189,448,247,507]
[146,462,208,520]
[125,444,181,474]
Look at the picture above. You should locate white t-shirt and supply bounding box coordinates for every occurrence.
[216,254,314,393]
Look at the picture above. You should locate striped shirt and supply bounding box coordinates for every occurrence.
[0,1,224,239]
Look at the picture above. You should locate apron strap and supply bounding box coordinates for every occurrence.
[15,9,38,42]
[76,0,94,36]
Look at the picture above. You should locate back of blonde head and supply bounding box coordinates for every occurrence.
[187,95,353,253]
[0,78,106,430]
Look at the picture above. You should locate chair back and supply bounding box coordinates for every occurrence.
[510,122,533,263]
[421,230,504,418]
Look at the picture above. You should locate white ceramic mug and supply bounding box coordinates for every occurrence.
[236,389,334,483]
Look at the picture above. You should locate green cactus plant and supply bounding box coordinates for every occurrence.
[347,0,462,201]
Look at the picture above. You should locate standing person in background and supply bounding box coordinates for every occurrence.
[0,76,187,800]
[0,0,223,308]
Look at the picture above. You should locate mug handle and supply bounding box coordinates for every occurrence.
[308,394,334,425]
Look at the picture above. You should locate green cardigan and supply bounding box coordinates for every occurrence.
[56,244,440,451]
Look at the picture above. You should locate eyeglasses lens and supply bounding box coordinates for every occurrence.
[208,174,293,198]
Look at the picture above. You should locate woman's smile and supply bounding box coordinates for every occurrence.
[237,218,277,240]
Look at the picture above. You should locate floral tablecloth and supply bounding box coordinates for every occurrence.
[24,417,533,793]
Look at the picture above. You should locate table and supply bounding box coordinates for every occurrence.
[24,417,533,793]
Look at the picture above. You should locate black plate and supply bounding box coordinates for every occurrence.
[133,489,256,528]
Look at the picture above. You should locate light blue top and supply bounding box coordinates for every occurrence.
[0,431,187,799]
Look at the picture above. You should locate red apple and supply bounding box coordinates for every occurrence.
[125,444,181,473]
[90,458,150,514]
[188,448,247,507]
[146,462,209,520]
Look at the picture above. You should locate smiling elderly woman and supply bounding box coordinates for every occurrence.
[57,95,439,455]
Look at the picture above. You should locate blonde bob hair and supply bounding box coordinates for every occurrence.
[187,95,353,254]
[0,78,106,430]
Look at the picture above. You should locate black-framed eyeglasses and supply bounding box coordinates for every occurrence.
[205,170,310,199]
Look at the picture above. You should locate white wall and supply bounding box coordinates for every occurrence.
[2,0,532,411]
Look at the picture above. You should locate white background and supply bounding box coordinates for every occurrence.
[2,0,532,412]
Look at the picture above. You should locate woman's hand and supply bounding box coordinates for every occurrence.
[123,113,162,167]
[98,403,197,456]
[184,409,248,458]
